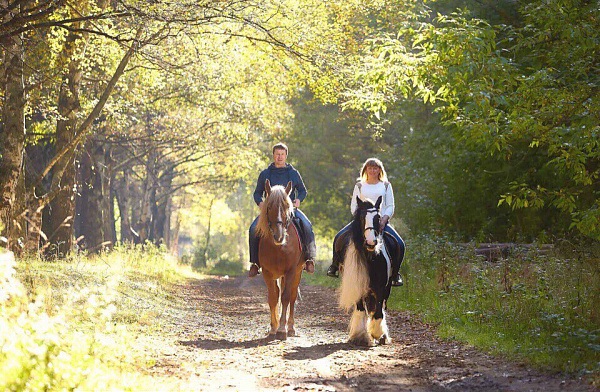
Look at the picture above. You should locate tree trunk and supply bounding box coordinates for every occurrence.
[202,198,215,266]
[115,167,134,243]
[46,27,83,257]
[153,165,174,246]
[22,143,53,254]
[136,116,157,244]
[76,139,106,252]
[104,149,117,247]
[0,3,25,249]
[129,173,142,244]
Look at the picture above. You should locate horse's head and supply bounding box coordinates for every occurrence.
[258,179,294,245]
[354,195,382,252]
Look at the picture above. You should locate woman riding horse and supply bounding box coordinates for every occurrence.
[328,158,405,286]
[338,195,400,345]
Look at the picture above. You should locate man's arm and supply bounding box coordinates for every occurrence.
[294,170,307,204]
[253,170,267,205]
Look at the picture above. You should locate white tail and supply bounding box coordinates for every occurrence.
[338,243,369,311]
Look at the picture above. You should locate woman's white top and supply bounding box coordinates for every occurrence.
[351,180,395,218]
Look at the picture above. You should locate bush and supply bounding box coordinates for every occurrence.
[388,235,600,380]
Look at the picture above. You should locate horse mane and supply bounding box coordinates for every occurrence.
[255,185,294,239]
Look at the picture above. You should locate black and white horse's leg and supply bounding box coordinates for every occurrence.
[348,300,371,346]
[368,298,391,344]
[365,262,391,345]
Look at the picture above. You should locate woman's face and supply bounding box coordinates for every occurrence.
[366,164,381,181]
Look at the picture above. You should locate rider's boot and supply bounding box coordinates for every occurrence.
[248,263,260,277]
[391,272,403,286]
[327,261,339,277]
[304,259,315,274]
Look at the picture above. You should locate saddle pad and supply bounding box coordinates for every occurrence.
[379,234,392,281]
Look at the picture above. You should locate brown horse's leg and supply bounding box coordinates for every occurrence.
[262,271,280,338]
[276,276,288,340]
[286,265,304,337]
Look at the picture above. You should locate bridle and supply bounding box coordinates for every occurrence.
[363,207,381,237]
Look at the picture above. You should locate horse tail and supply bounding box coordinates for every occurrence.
[339,242,369,311]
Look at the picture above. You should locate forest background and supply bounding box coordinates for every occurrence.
[2,0,598,262]
[1,0,599,386]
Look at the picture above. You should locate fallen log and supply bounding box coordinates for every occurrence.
[456,243,554,261]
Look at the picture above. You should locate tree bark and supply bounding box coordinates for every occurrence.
[76,139,106,252]
[136,114,157,244]
[104,146,117,247]
[114,167,134,243]
[153,165,174,246]
[46,25,84,257]
[0,1,25,249]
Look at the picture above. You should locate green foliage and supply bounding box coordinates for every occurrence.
[200,259,245,277]
[388,236,600,378]
[1,246,193,391]
[340,0,599,241]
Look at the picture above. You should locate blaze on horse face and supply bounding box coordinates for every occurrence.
[356,195,382,251]
[265,179,293,245]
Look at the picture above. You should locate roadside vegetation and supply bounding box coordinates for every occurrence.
[3,238,599,390]
[0,245,195,391]
[307,239,600,385]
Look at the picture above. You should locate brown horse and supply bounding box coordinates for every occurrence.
[255,179,304,340]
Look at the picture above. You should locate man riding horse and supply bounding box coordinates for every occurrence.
[248,143,316,277]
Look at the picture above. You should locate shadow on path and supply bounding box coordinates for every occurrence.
[179,337,274,350]
[283,341,370,361]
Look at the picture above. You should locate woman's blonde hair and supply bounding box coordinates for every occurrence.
[359,158,388,182]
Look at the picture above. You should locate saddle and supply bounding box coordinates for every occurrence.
[292,214,305,254]
[336,230,399,265]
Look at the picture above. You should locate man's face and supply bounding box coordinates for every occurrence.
[273,148,287,167]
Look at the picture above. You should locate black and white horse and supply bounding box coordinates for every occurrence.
[338,196,400,346]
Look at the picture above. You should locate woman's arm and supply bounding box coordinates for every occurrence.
[350,183,360,215]
[381,182,395,221]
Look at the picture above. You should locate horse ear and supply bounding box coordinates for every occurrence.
[375,196,382,210]
[356,196,364,208]
[265,179,271,196]
[285,181,293,196]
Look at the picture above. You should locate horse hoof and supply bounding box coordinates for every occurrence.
[275,331,287,341]
[265,333,277,342]
[378,334,390,345]
[287,329,296,337]
[349,336,372,347]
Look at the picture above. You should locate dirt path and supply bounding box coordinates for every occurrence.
[136,275,597,391]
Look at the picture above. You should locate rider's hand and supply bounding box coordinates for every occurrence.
[381,215,390,228]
